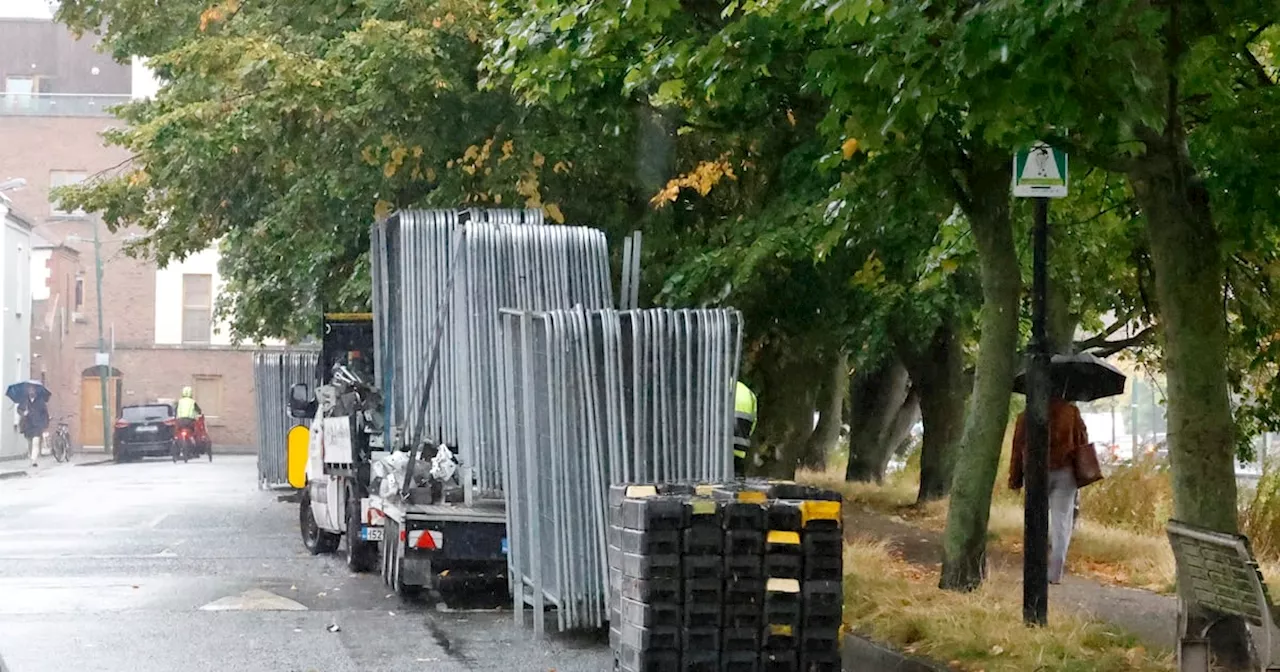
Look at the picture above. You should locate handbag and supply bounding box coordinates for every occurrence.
[1073,442,1105,488]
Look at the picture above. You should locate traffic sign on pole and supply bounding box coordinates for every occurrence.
[1013,142,1068,198]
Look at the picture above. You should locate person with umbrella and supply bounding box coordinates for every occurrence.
[1009,353,1125,584]
[7,381,51,467]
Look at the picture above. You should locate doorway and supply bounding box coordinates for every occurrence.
[80,366,122,449]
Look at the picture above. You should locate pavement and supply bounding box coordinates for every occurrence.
[844,506,1180,651]
[0,455,611,672]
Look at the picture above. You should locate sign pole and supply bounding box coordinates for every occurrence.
[1024,196,1050,626]
[1012,141,1066,627]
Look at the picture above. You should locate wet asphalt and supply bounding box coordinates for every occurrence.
[0,455,611,672]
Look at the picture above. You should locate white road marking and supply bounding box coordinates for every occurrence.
[198,588,308,611]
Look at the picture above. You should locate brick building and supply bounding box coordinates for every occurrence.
[1,18,265,453]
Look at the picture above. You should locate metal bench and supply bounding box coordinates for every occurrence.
[1167,519,1280,671]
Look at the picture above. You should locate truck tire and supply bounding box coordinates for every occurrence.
[300,490,339,555]
[345,492,377,573]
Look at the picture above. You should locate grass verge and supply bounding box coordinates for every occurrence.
[843,540,1174,671]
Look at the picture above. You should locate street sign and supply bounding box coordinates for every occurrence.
[1013,142,1068,198]
[95,352,109,366]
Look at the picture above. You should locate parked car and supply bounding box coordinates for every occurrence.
[112,403,212,462]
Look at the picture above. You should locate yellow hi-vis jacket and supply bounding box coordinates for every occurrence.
[176,397,199,420]
[733,381,757,460]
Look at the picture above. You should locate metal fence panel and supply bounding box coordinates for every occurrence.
[498,307,743,634]
[371,209,612,496]
[254,350,320,488]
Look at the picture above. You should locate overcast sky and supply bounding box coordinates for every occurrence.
[0,0,55,19]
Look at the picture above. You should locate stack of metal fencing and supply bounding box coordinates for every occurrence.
[370,209,612,495]
[496,307,743,633]
[253,350,319,488]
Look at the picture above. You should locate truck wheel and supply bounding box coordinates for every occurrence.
[300,491,339,555]
[345,493,377,573]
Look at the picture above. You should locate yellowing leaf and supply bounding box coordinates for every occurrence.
[432,17,443,28]
[198,6,223,31]
[851,253,886,289]
[361,147,378,166]
[940,259,959,273]
[383,161,398,178]
[544,203,565,224]
[841,138,860,160]
[649,153,738,207]
[786,109,797,126]
[426,167,437,182]
[553,161,570,174]
[501,140,515,161]
[374,199,394,220]
[532,152,546,168]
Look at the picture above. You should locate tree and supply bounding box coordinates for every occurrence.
[56,0,648,341]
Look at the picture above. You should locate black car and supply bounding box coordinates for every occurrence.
[113,403,177,461]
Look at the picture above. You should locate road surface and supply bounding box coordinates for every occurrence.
[0,455,610,672]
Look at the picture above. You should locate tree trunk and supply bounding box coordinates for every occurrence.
[1130,138,1248,668]
[845,358,911,483]
[800,351,848,470]
[900,317,969,502]
[939,154,1020,591]
[755,349,820,479]
[879,388,921,473]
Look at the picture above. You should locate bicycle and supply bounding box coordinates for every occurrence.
[50,420,72,463]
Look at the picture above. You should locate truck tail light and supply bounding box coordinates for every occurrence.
[407,530,443,550]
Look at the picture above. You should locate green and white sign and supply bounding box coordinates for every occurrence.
[1013,142,1068,198]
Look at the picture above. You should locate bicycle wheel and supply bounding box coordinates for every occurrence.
[53,436,68,463]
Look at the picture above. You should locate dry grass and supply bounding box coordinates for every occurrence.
[799,459,1180,592]
[842,540,1174,671]
[803,441,1280,597]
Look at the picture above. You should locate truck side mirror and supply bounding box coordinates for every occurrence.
[288,383,315,418]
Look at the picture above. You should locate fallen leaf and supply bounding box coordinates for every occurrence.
[327,623,341,633]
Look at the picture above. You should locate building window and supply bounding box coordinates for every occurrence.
[191,375,223,419]
[182,274,213,344]
[49,170,88,217]
[74,276,84,309]
[4,76,35,94]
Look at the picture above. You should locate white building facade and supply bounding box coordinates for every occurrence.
[1,198,32,459]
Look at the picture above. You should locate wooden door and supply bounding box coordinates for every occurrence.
[80,376,120,448]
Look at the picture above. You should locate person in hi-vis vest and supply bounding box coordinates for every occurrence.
[176,386,202,432]
[733,381,757,477]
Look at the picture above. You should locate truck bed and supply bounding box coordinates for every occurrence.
[377,497,506,524]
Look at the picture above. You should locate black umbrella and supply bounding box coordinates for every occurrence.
[5,380,51,404]
[1012,353,1126,402]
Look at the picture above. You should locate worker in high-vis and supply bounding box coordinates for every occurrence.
[733,381,757,477]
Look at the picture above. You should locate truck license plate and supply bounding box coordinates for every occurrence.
[361,527,384,542]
